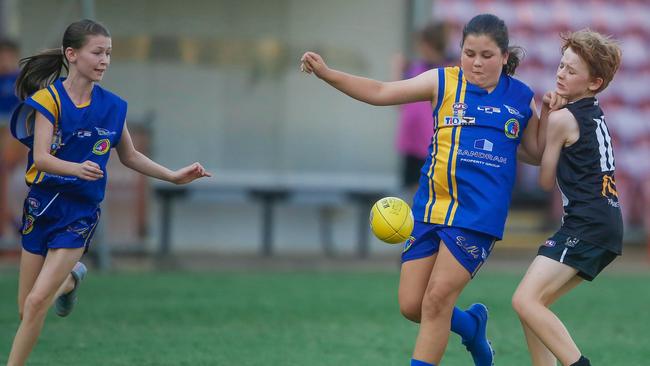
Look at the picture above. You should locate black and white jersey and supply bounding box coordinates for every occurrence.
[556,97,623,254]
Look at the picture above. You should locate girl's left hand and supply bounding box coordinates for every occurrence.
[171,162,212,184]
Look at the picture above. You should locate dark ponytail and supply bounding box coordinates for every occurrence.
[15,19,110,100]
[462,14,524,76]
[16,49,67,100]
[504,46,525,76]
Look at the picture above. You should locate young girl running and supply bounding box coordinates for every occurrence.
[6,19,211,366]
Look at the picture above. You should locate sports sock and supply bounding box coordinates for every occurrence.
[411,359,435,366]
[570,355,591,366]
[451,306,478,341]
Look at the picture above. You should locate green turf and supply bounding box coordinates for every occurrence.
[1,270,649,365]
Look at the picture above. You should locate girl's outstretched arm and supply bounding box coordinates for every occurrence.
[115,123,211,184]
[300,51,438,107]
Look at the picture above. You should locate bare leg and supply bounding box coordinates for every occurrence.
[412,243,471,364]
[512,256,584,366]
[519,274,582,366]
[7,247,84,366]
[398,254,437,323]
[17,250,45,320]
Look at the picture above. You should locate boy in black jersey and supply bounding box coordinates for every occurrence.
[511,30,622,366]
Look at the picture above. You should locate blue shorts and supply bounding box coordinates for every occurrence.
[21,188,101,257]
[401,221,496,277]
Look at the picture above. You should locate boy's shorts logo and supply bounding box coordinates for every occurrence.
[565,237,580,247]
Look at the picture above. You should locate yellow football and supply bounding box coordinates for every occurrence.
[369,197,414,244]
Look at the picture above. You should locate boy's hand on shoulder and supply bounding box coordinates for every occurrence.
[170,162,212,185]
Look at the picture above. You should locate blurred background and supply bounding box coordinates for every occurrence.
[1,1,649,365]
[1,0,648,266]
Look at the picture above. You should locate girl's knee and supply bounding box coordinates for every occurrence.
[421,286,456,318]
[399,300,422,323]
[23,292,50,317]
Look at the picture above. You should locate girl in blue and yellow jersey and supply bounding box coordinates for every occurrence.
[6,20,211,366]
[301,14,562,366]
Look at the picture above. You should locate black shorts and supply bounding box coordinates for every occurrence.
[402,155,425,188]
[537,232,618,281]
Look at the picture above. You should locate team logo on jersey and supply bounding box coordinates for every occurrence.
[27,198,40,212]
[544,239,556,247]
[503,104,524,118]
[92,139,111,155]
[474,139,493,152]
[443,102,475,126]
[565,237,580,247]
[403,236,416,253]
[504,119,520,139]
[453,102,468,116]
[22,215,35,235]
[477,105,501,114]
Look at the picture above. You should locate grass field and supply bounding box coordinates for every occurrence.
[1,269,649,365]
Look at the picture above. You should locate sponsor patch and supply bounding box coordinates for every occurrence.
[443,116,476,126]
[74,129,92,138]
[477,105,501,114]
[455,236,480,259]
[95,127,116,136]
[474,139,493,152]
[544,239,556,247]
[504,104,524,118]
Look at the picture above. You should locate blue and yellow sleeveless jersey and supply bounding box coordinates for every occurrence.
[10,78,127,205]
[412,67,534,239]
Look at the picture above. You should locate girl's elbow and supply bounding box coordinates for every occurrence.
[32,155,47,171]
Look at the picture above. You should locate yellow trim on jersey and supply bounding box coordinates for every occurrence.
[25,164,39,185]
[24,86,63,185]
[446,78,467,224]
[424,68,460,222]
[30,88,59,126]
[49,86,62,130]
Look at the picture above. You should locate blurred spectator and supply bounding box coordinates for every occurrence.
[0,38,25,239]
[394,22,451,196]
